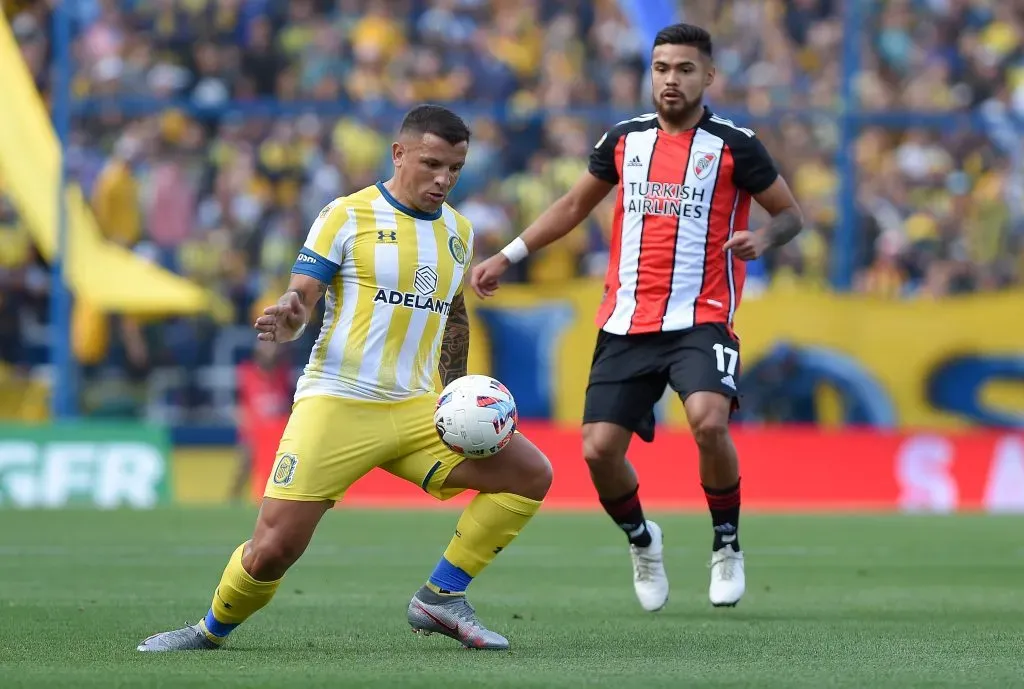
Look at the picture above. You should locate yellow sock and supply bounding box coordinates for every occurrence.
[198,542,282,644]
[426,493,542,594]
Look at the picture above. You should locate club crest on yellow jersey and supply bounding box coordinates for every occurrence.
[448,235,467,264]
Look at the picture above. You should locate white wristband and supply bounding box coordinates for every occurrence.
[500,237,529,264]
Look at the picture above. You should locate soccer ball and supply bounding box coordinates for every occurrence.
[434,374,519,458]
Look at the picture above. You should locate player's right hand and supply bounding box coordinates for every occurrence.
[254,290,307,342]
[470,254,510,299]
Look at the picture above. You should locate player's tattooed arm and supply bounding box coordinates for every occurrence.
[438,292,470,386]
[726,177,804,261]
[288,281,327,307]
[754,177,804,248]
[763,207,804,248]
[285,275,327,324]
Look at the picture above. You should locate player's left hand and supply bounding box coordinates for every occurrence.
[254,291,307,342]
[722,230,769,261]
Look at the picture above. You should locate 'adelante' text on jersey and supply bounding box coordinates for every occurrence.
[289,183,473,402]
[588,107,779,335]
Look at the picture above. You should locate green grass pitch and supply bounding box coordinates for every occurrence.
[1,507,1022,688]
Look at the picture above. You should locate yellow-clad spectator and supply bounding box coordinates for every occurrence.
[965,167,1010,269]
[331,118,386,181]
[350,0,406,63]
[91,136,142,248]
[487,5,543,80]
[0,221,31,270]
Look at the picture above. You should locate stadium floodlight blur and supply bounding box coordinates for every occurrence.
[1,0,1022,436]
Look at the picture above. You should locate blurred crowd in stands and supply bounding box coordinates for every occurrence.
[1,0,1022,419]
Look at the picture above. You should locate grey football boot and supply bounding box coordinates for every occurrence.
[137,623,221,652]
[407,586,510,650]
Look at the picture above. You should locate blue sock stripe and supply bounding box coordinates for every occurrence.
[428,557,473,592]
[204,609,239,638]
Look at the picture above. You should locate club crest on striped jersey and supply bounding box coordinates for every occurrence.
[692,151,718,180]
[448,235,467,264]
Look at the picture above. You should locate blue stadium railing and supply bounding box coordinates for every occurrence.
[48,2,1022,421]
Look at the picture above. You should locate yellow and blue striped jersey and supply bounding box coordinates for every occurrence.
[290,182,474,402]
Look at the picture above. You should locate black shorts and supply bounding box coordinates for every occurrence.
[582,323,741,443]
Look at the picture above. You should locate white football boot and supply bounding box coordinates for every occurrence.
[708,543,745,607]
[629,520,669,611]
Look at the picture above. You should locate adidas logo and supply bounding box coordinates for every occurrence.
[626,155,643,167]
[720,374,736,389]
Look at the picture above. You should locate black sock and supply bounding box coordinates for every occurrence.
[599,485,652,548]
[703,480,741,552]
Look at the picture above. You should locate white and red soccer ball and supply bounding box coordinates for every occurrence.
[434,374,519,458]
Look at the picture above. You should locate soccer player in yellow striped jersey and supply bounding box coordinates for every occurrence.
[138,106,552,653]
[292,175,473,403]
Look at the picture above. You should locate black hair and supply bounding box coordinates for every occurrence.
[653,23,713,59]
[399,104,471,146]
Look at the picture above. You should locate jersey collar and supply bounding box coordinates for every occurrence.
[376,181,443,221]
[657,105,713,133]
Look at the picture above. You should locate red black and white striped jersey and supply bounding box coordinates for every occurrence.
[588,107,778,335]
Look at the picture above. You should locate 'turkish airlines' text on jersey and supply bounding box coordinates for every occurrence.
[588,107,779,335]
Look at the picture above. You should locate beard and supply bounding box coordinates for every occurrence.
[654,91,703,126]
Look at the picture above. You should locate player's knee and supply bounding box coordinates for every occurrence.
[690,413,730,452]
[506,449,552,501]
[582,427,625,469]
[524,452,553,500]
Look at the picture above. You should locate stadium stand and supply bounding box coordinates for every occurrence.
[1,0,1022,425]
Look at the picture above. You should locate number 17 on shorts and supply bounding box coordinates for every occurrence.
[712,342,739,391]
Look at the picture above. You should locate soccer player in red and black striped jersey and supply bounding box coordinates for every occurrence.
[471,23,803,611]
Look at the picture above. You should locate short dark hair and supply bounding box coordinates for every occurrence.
[399,104,471,146]
[653,23,713,59]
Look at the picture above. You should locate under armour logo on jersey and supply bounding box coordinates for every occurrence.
[377,230,397,243]
[626,155,643,167]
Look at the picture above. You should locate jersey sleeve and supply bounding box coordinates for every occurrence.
[730,135,779,195]
[588,127,620,185]
[291,199,351,284]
